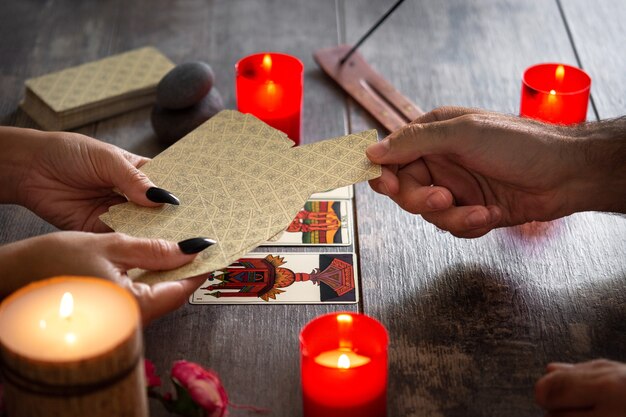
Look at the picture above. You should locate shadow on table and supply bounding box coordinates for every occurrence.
[383,263,626,417]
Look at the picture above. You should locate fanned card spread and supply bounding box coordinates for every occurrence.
[21,47,174,130]
[100,110,381,284]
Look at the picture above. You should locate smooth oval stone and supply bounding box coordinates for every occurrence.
[156,62,215,110]
[151,88,225,146]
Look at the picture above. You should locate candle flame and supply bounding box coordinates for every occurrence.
[337,314,353,324]
[59,292,74,319]
[262,54,272,72]
[39,319,47,329]
[555,65,565,81]
[266,80,276,96]
[65,332,77,345]
[549,89,557,95]
[337,314,353,349]
[337,353,351,369]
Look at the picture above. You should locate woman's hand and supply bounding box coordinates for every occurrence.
[0,231,213,324]
[0,127,178,232]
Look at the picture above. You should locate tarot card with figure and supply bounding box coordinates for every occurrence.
[190,253,358,304]
[263,200,352,246]
[310,185,353,200]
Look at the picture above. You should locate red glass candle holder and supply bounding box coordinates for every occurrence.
[236,52,303,144]
[300,312,388,417]
[520,63,591,125]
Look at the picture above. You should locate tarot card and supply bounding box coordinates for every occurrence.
[190,252,358,304]
[262,200,352,246]
[310,185,353,200]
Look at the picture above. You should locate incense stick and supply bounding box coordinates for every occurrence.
[339,0,407,65]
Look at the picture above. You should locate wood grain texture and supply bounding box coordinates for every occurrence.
[0,1,353,416]
[560,0,626,119]
[343,0,626,415]
[314,44,424,132]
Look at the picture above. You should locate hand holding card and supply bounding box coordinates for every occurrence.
[100,110,380,284]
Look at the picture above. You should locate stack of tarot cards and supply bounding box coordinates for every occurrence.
[20,47,174,130]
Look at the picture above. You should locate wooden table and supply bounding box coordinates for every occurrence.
[1,1,625,415]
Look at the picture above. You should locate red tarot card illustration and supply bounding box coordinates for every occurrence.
[191,253,357,304]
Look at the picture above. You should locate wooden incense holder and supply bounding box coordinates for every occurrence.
[314,44,424,132]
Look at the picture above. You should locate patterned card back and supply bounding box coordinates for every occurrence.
[100,110,381,284]
[25,47,174,113]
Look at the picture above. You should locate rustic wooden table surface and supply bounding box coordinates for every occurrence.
[1,1,625,416]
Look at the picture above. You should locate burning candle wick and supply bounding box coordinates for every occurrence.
[59,292,74,320]
[65,332,77,345]
[262,54,272,72]
[336,314,353,324]
[266,81,276,96]
[337,353,351,369]
[555,64,565,81]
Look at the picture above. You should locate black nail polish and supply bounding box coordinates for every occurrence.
[178,237,217,254]
[146,187,180,205]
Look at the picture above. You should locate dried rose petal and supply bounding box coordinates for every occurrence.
[144,359,162,388]
[171,360,228,417]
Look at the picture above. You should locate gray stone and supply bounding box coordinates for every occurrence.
[151,88,225,146]
[156,62,215,110]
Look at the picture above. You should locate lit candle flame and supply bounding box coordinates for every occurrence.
[262,54,272,72]
[266,80,276,96]
[337,314,353,324]
[337,353,351,369]
[555,65,565,82]
[314,348,372,368]
[549,89,557,95]
[337,314,353,349]
[59,292,74,319]
[65,332,77,345]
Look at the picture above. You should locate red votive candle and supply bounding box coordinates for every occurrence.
[236,52,303,144]
[520,63,591,125]
[300,312,388,417]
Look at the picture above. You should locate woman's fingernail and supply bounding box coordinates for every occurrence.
[466,210,489,228]
[178,237,217,254]
[426,191,448,210]
[366,138,391,159]
[146,187,180,205]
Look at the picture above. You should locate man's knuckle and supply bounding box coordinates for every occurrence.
[429,107,451,121]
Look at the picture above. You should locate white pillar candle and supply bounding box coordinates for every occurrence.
[0,276,147,417]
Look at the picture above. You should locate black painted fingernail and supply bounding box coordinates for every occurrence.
[178,237,217,254]
[146,187,180,205]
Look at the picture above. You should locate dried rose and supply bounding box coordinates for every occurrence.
[171,360,228,417]
[144,359,162,388]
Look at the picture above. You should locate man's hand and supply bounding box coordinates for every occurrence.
[367,107,624,238]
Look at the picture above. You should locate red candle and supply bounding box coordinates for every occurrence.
[520,63,591,125]
[300,312,388,417]
[236,52,303,144]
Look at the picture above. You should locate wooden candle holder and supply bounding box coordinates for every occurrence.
[314,44,424,132]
